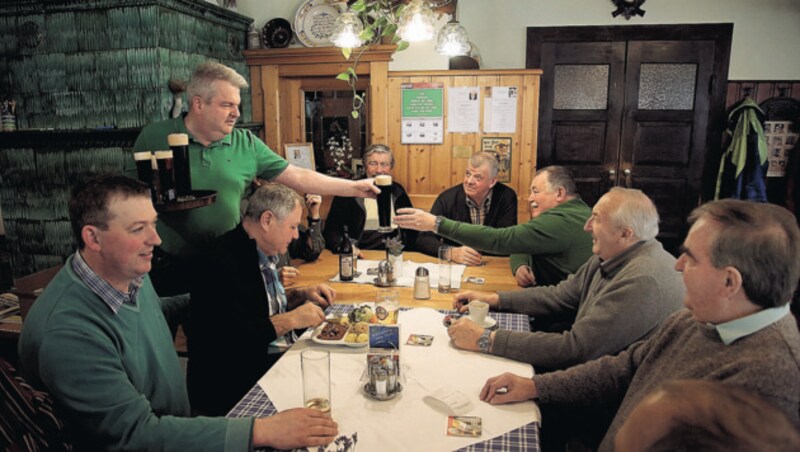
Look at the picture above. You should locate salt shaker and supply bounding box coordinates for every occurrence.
[413,266,431,299]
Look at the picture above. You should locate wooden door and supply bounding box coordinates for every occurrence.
[528,25,732,253]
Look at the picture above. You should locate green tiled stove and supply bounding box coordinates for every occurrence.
[0,0,254,277]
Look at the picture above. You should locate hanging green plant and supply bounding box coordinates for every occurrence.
[333,0,411,118]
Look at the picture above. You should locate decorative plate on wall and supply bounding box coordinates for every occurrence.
[293,0,348,47]
[262,18,292,48]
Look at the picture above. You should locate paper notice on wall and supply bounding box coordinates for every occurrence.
[764,120,797,177]
[483,86,518,133]
[401,83,444,144]
[446,87,480,133]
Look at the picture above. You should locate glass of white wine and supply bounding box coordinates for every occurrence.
[301,349,331,415]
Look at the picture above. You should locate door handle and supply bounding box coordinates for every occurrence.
[608,169,617,187]
[623,168,632,188]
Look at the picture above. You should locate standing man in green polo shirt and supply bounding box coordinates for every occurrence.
[129,62,378,297]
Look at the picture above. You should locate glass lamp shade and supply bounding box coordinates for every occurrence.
[331,11,365,48]
[398,0,435,42]
[435,21,470,56]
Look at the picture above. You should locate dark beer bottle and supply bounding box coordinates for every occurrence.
[338,226,354,282]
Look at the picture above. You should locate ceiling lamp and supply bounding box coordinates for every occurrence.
[398,0,435,42]
[330,11,365,49]
[435,18,469,56]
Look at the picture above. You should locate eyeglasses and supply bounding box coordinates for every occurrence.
[367,161,391,169]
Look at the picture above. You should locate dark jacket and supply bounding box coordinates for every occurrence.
[715,98,769,201]
[415,183,518,256]
[323,181,416,251]
[188,224,281,415]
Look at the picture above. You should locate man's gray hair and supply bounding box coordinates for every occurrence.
[606,187,659,241]
[538,165,578,196]
[187,61,248,104]
[364,144,394,168]
[469,151,499,179]
[688,200,800,308]
[243,183,303,223]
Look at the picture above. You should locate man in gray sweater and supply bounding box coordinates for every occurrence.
[449,187,684,371]
[480,199,800,452]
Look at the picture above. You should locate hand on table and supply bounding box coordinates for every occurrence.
[299,284,336,308]
[273,303,325,335]
[452,290,500,313]
[515,265,536,288]
[279,266,299,287]
[447,317,486,352]
[253,408,338,449]
[451,246,482,266]
[394,208,437,231]
[480,373,538,405]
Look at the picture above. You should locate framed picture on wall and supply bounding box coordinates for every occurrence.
[285,143,315,171]
[481,137,512,182]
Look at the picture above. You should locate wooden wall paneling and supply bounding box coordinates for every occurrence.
[368,60,389,145]
[518,73,540,223]
[430,75,454,193]
[726,81,800,110]
[450,75,477,194]
[261,65,281,153]
[249,65,263,125]
[387,75,407,187]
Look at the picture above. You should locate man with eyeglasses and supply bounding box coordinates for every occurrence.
[414,151,517,265]
[324,144,416,251]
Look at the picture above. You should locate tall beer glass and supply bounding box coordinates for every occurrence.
[135,151,161,204]
[375,174,392,233]
[168,133,191,198]
[154,150,176,203]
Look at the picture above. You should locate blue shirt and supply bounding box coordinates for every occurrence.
[715,304,791,345]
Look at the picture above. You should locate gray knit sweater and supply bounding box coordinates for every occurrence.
[491,240,684,370]
[534,309,800,452]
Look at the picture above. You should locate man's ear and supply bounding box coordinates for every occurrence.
[555,186,567,201]
[619,226,635,240]
[190,96,204,112]
[82,225,102,252]
[723,266,743,295]
[488,177,498,189]
[260,210,274,229]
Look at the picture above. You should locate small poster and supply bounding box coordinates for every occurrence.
[447,86,480,133]
[764,120,797,177]
[401,83,444,144]
[483,86,518,133]
[481,137,512,182]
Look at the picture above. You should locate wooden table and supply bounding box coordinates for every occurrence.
[290,250,518,310]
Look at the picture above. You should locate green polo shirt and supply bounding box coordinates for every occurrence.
[127,116,288,258]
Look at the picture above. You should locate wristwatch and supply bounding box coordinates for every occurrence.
[477,328,492,353]
[307,217,321,225]
[433,215,445,233]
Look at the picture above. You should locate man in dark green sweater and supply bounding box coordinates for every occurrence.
[396,165,592,287]
[19,175,337,451]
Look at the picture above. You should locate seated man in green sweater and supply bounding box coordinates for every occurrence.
[18,175,337,451]
[396,165,593,287]
[480,200,800,451]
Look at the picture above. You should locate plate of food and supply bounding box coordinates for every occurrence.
[293,0,347,47]
[312,315,371,347]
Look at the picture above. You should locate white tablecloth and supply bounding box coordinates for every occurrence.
[258,308,539,451]
[329,259,466,290]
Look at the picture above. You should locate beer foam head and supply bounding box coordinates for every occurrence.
[154,150,174,159]
[134,151,152,161]
[167,133,189,146]
[375,175,392,186]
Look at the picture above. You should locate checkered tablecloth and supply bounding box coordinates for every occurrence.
[228,305,540,452]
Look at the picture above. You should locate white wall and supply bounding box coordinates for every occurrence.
[230,0,800,80]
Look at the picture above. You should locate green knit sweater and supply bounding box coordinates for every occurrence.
[18,256,253,451]
[436,198,593,286]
